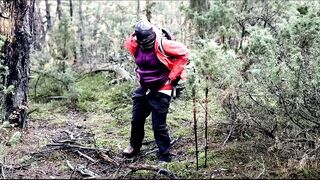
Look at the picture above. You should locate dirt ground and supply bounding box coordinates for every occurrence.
[2,109,313,179]
[0,111,207,179]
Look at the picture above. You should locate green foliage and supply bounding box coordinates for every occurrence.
[71,73,112,111]
[48,12,76,71]
[181,1,236,40]
[187,1,320,172]
[240,2,320,131]
[24,1,320,178]
[8,131,22,146]
[192,41,242,89]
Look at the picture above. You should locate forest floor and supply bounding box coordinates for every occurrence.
[0,97,317,179]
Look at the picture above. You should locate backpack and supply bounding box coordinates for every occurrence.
[161,28,174,40]
[159,28,186,99]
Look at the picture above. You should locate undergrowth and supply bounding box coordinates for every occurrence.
[24,73,320,178]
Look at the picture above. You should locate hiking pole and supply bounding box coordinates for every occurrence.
[204,78,209,168]
[192,84,199,170]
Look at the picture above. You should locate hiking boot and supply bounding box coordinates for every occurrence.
[123,145,140,158]
[158,155,172,163]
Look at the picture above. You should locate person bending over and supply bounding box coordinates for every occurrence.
[123,20,189,162]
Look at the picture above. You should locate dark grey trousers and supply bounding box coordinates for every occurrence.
[130,88,171,161]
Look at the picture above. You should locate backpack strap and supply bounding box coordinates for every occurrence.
[159,38,166,55]
[159,38,174,59]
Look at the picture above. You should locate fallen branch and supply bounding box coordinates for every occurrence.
[126,163,178,179]
[222,125,234,147]
[256,156,265,179]
[66,160,99,179]
[76,150,96,163]
[0,163,5,179]
[53,139,77,144]
[46,143,109,153]
[31,70,70,91]
[112,164,123,179]
[98,151,119,166]
[46,96,68,101]
[76,65,133,83]
[1,164,30,170]
[69,163,78,179]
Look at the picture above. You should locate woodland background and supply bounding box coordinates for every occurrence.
[0,0,320,179]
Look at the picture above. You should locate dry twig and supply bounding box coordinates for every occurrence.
[46,143,109,153]
[256,156,265,179]
[98,151,119,166]
[76,150,96,163]
[0,164,5,179]
[66,160,99,179]
[126,163,178,179]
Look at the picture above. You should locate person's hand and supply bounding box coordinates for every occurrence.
[171,77,180,86]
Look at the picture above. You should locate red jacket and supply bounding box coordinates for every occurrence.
[124,26,189,81]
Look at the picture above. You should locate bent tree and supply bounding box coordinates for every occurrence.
[0,0,33,128]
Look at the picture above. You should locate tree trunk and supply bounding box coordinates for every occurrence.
[190,0,209,12]
[136,0,140,21]
[32,0,45,50]
[69,0,73,20]
[78,0,85,64]
[45,0,52,31]
[3,0,32,128]
[56,0,61,21]
[146,0,155,23]
[68,0,77,64]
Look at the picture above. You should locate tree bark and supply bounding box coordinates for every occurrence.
[45,0,52,31]
[68,0,77,64]
[56,0,61,21]
[78,0,85,64]
[189,0,209,12]
[145,0,155,23]
[69,0,73,20]
[3,0,32,128]
[32,0,45,50]
[136,0,140,21]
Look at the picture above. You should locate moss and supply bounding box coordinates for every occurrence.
[9,131,22,146]
[296,168,320,179]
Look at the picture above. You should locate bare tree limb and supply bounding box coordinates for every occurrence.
[46,143,109,153]
[222,125,234,147]
[256,156,265,179]
[98,151,119,166]
[66,160,99,179]
[76,150,96,163]
[0,163,5,179]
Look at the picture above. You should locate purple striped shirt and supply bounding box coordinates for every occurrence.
[135,48,169,90]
